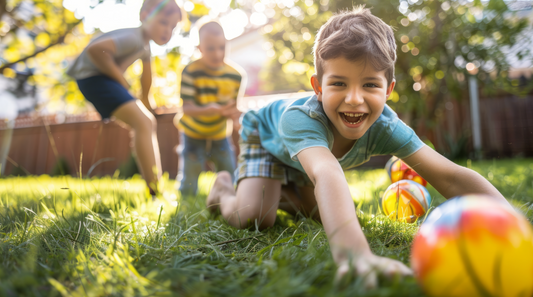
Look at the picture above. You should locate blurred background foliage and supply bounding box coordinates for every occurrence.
[251,0,533,134]
[0,0,532,132]
[0,0,89,114]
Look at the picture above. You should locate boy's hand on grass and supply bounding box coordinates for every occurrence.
[336,254,412,289]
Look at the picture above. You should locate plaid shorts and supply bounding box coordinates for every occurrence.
[236,128,313,187]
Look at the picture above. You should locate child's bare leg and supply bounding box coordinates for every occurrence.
[298,186,321,221]
[278,184,302,216]
[206,171,234,213]
[112,100,162,191]
[279,185,320,221]
[207,172,282,229]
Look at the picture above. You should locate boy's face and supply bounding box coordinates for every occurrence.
[198,32,226,69]
[142,11,181,45]
[312,57,395,142]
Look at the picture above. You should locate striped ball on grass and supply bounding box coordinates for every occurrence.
[381,180,431,223]
[411,195,533,297]
[385,156,427,186]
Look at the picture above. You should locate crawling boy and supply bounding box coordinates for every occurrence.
[207,7,506,286]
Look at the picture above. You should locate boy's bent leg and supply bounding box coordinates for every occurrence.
[206,171,234,213]
[208,173,282,229]
[278,184,302,216]
[112,100,162,192]
[279,185,320,221]
[298,186,320,221]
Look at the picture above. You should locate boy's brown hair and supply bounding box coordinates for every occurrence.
[141,0,182,19]
[313,6,396,86]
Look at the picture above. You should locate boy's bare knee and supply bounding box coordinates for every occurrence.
[250,209,277,229]
[134,113,157,133]
[150,118,158,133]
[257,216,276,229]
[147,113,157,130]
[229,209,276,230]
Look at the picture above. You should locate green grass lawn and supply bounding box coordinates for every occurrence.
[1,158,532,296]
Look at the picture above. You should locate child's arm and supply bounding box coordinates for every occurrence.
[297,146,412,287]
[86,38,130,89]
[229,73,247,131]
[403,146,507,203]
[182,100,237,117]
[139,58,155,111]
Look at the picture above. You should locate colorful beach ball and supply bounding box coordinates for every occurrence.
[381,180,431,223]
[384,156,427,186]
[411,195,533,297]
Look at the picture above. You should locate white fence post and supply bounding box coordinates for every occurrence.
[468,75,482,158]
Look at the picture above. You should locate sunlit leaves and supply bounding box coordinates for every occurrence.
[123,52,184,109]
[35,32,50,47]
[3,47,20,61]
[256,0,531,134]
[190,2,210,17]
[3,68,16,78]
[388,90,399,103]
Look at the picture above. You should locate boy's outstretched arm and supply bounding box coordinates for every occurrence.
[298,147,412,288]
[86,38,130,89]
[140,58,155,111]
[402,146,507,203]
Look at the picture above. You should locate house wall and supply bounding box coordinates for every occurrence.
[227,29,268,96]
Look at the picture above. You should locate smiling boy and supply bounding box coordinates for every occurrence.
[207,7,506,287]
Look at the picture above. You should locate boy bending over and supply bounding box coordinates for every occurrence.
[175,21,245,196]
[207,7,506,286]
[68,0,182,195]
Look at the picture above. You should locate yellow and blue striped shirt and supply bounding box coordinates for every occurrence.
[178,60,242,140]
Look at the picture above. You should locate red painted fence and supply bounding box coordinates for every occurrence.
[0,112,181,178]
[1,92,532,179]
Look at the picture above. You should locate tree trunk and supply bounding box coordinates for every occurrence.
[0,0,6,21]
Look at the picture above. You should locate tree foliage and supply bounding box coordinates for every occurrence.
[0,0,89,113]
[257,0,532,133]
[1,0,530,124]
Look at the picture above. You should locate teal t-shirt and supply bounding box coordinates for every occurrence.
[240,95,425,173]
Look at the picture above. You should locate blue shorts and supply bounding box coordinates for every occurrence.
[76,75,135,119]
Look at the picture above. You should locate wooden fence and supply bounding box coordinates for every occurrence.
[0,113,181,178]
[432,95,533,158]
[1,92,532,179]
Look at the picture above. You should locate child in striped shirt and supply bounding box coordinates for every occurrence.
[175,21,245,196]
